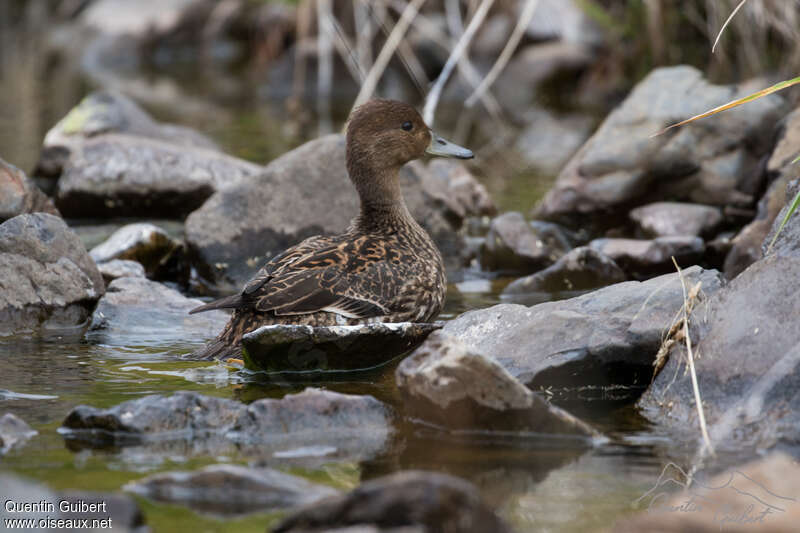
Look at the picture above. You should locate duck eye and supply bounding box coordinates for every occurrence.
[401,121,413,131]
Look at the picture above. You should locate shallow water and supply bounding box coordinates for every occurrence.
[0,18,682,533]
[0,325,674,532]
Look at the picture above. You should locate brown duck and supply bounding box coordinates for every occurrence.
[189,99,473,359]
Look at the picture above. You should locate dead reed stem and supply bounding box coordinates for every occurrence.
[672,257,715,457]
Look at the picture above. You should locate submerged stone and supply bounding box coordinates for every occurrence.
[240,322,442,374]
[61,389,393,464]
[273,470,511,533]
[124,464,339,516]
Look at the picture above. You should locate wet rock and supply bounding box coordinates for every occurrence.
[0,158,59,222]
[55,132,261,218]
[0,213,105,336]
[535,66,786,225]
[514,108,594,175]
[638,253,800,453]
[442,267,724,400]
[87,276,227,347]
[0,475,147,533]
[185,135,491,291]
[587,236,705,277]
[614,453,800,533]
[480,212,568,273]
[0,413,37,453]
[124,464,339,516]
[273,470,511,533]
[495,42,594,117]
[502,246,626,298]
[90,222,187,281]
[629,202,723,238]
[36,90,218,178]
[240,322,442,373]
[97,259,146,284]
[396,331,599,438]
[61,389,393,463]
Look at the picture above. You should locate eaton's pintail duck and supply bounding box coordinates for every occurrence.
[190,99,474,359]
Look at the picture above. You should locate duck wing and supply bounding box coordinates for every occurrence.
[248,235,394,318]
[190,234,393,319]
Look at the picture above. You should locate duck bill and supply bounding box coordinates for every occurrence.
[426,132,474,159]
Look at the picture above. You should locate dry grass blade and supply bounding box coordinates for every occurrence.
[711,0,748,53]
[423,0,495,126]
[651,76,800,137]
[352,0,427,111]
[672,256,715,457]
[465,0,539,108]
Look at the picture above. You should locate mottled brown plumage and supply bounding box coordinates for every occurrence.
[190,99,473,360]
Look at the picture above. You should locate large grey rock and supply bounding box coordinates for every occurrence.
[629,202,723,238]
[185,135,494,291]
[90,222,186,281]
[36,90,218,178]
[396,331,600,438]
[61,389,393,463]
[502,246,626,299]
[0,413,37,453]
[0,158,59,222]
[0,475,147,533]
[55,132,261,218]
[638,253,800,453]
[442,267,724,400]
[480,211,568,272]
[273,471,512,533]
[614,453,800,533]
[535,66,786,225]
[124,464,339,516]
[0,213,105,336]
[87,276,228,348]
[240,322,442,373]
[587,236,705,277]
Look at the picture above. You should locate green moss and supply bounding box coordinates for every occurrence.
[58,97,105,135]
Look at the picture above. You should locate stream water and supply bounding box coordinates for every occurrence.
[0,24,680,533]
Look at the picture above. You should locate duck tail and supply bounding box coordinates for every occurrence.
[189,293,243,315]
[190,337,239,360]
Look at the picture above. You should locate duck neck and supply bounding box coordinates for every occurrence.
[348,158,415,233]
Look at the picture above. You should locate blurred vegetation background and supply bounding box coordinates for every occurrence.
[2,0,799,181]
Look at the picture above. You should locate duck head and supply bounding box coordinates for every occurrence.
[346,99,473,211]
